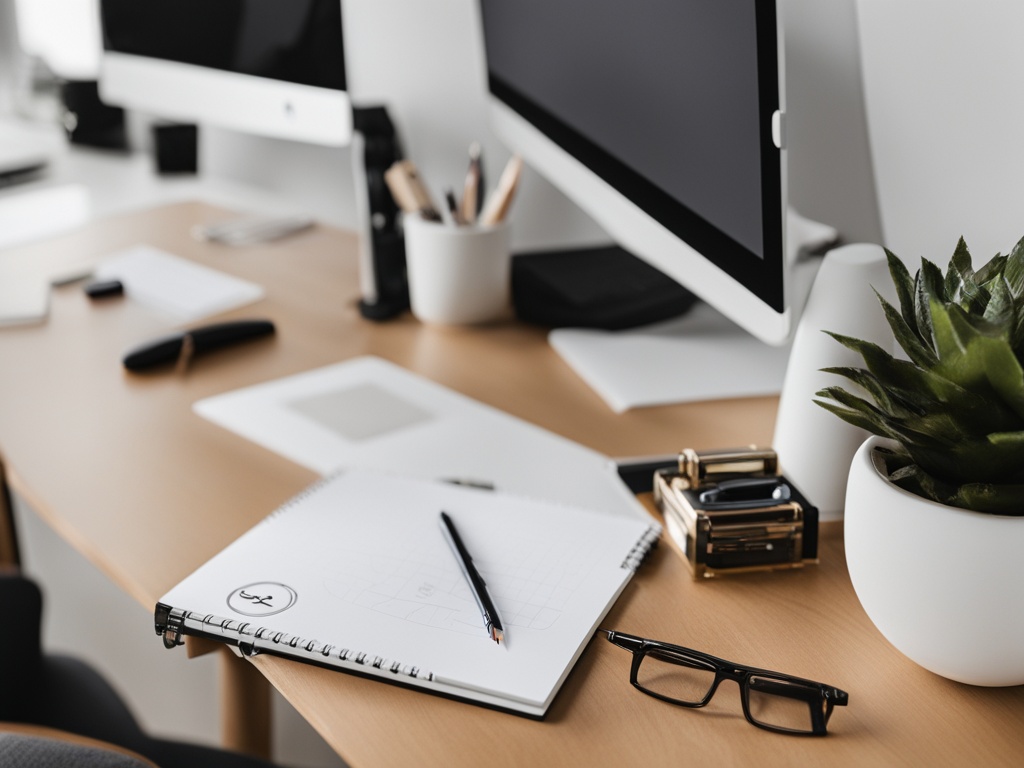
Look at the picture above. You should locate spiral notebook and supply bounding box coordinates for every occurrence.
[156,469,659,718]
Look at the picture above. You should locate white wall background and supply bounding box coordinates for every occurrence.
[857,0,1024,262]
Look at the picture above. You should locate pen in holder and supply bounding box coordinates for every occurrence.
[403,216,511,325]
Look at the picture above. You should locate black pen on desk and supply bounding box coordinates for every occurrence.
[121,319,276,373]
[439,511,505,646]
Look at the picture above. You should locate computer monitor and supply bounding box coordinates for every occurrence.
[478,1,789,344]
[98,0,352,147]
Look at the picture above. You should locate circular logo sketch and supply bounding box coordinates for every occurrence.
[227,582,297,617]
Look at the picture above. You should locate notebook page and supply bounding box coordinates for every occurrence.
[159,470,655,709]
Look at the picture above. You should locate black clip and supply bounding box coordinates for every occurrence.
[697,477,792,511]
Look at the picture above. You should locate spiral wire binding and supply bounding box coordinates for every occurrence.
[621,525,661,572]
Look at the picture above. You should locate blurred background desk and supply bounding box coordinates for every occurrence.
[0,202,1021,767]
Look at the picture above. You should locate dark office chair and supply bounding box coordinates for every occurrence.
[0,726,157,768]
[0,459,281,768]
[0,455,18,571]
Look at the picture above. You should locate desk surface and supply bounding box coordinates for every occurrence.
[1,202,1021,767]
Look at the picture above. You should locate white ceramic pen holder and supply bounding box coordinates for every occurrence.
[404,216,511,325]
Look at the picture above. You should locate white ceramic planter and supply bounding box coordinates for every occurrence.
[845,436,1024,686]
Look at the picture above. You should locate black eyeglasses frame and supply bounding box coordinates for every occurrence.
[601,629,848,736]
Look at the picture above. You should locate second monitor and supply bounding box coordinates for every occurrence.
[479,0,789,342]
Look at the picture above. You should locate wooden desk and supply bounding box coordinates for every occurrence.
[1,202,1021,767]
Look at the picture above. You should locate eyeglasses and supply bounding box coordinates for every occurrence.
[601,630,848,736]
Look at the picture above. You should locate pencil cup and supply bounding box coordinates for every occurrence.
[404,217,511,325]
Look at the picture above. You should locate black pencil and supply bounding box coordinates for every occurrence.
[439,511,505,645]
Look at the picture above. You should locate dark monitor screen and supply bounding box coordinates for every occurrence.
[480,0,784,312]
[101,0,346,92]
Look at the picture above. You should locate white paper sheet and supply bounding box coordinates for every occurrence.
[193,356,648,522]
[93,245,264,324]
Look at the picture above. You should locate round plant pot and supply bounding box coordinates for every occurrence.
[845,436,1024,686]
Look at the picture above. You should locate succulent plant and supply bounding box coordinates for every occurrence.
[815,237,1024,515]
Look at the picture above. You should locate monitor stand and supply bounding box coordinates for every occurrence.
[511,244,698,330]
[536,210,840,412]
[352,106,409,321]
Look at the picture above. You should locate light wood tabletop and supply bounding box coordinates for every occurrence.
[1,202,1021,767]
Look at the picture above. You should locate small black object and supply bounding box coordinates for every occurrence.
[84,279,124,299]
[615,455,678,494]
[697,477,792,510]
[511,245,698,329]
[153,123,199,175]
[352,105,409,321]
[122,319,275,371]
[60,80,127,150]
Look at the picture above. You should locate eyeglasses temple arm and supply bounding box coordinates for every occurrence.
[598,629,646,653]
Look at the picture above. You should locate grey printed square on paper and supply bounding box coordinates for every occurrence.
[288,383,434,442]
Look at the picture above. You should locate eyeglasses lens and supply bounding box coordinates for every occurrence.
[636,649,716,704]
[745,675,819,733]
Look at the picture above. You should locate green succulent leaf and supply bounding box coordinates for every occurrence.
[825,330,1020,437]
[819,365,925,417]
[961,275,992,318]
[909,428,1024,483]
[1014,311,1024,360]
[929,298,967,362]
[813,398,888,437]
[906,412,974,444]
[885,248,918,333]
[999,240,1024,356]
[1004,235,1024,299]
[920,258,948,303]
[875,290,938,367]
[981,276,1015,328]
[873,445,915,473]
[951,483,1024,515]
[930,302,1024,421]
[945,237,973,299]
[814,387,899,438]
[913,264,940,348]
[815,388,982,466]
[881,457,1023,514]
[885,462,957,506]
[826,332,969,404]
[975,252,1007,286]
[989,430,1024,447]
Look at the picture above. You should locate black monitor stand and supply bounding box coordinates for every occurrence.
[352,106,409,321]
[511,244,698,330]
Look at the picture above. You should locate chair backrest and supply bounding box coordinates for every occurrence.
[0,727,157,768]
[0,455,18,568]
